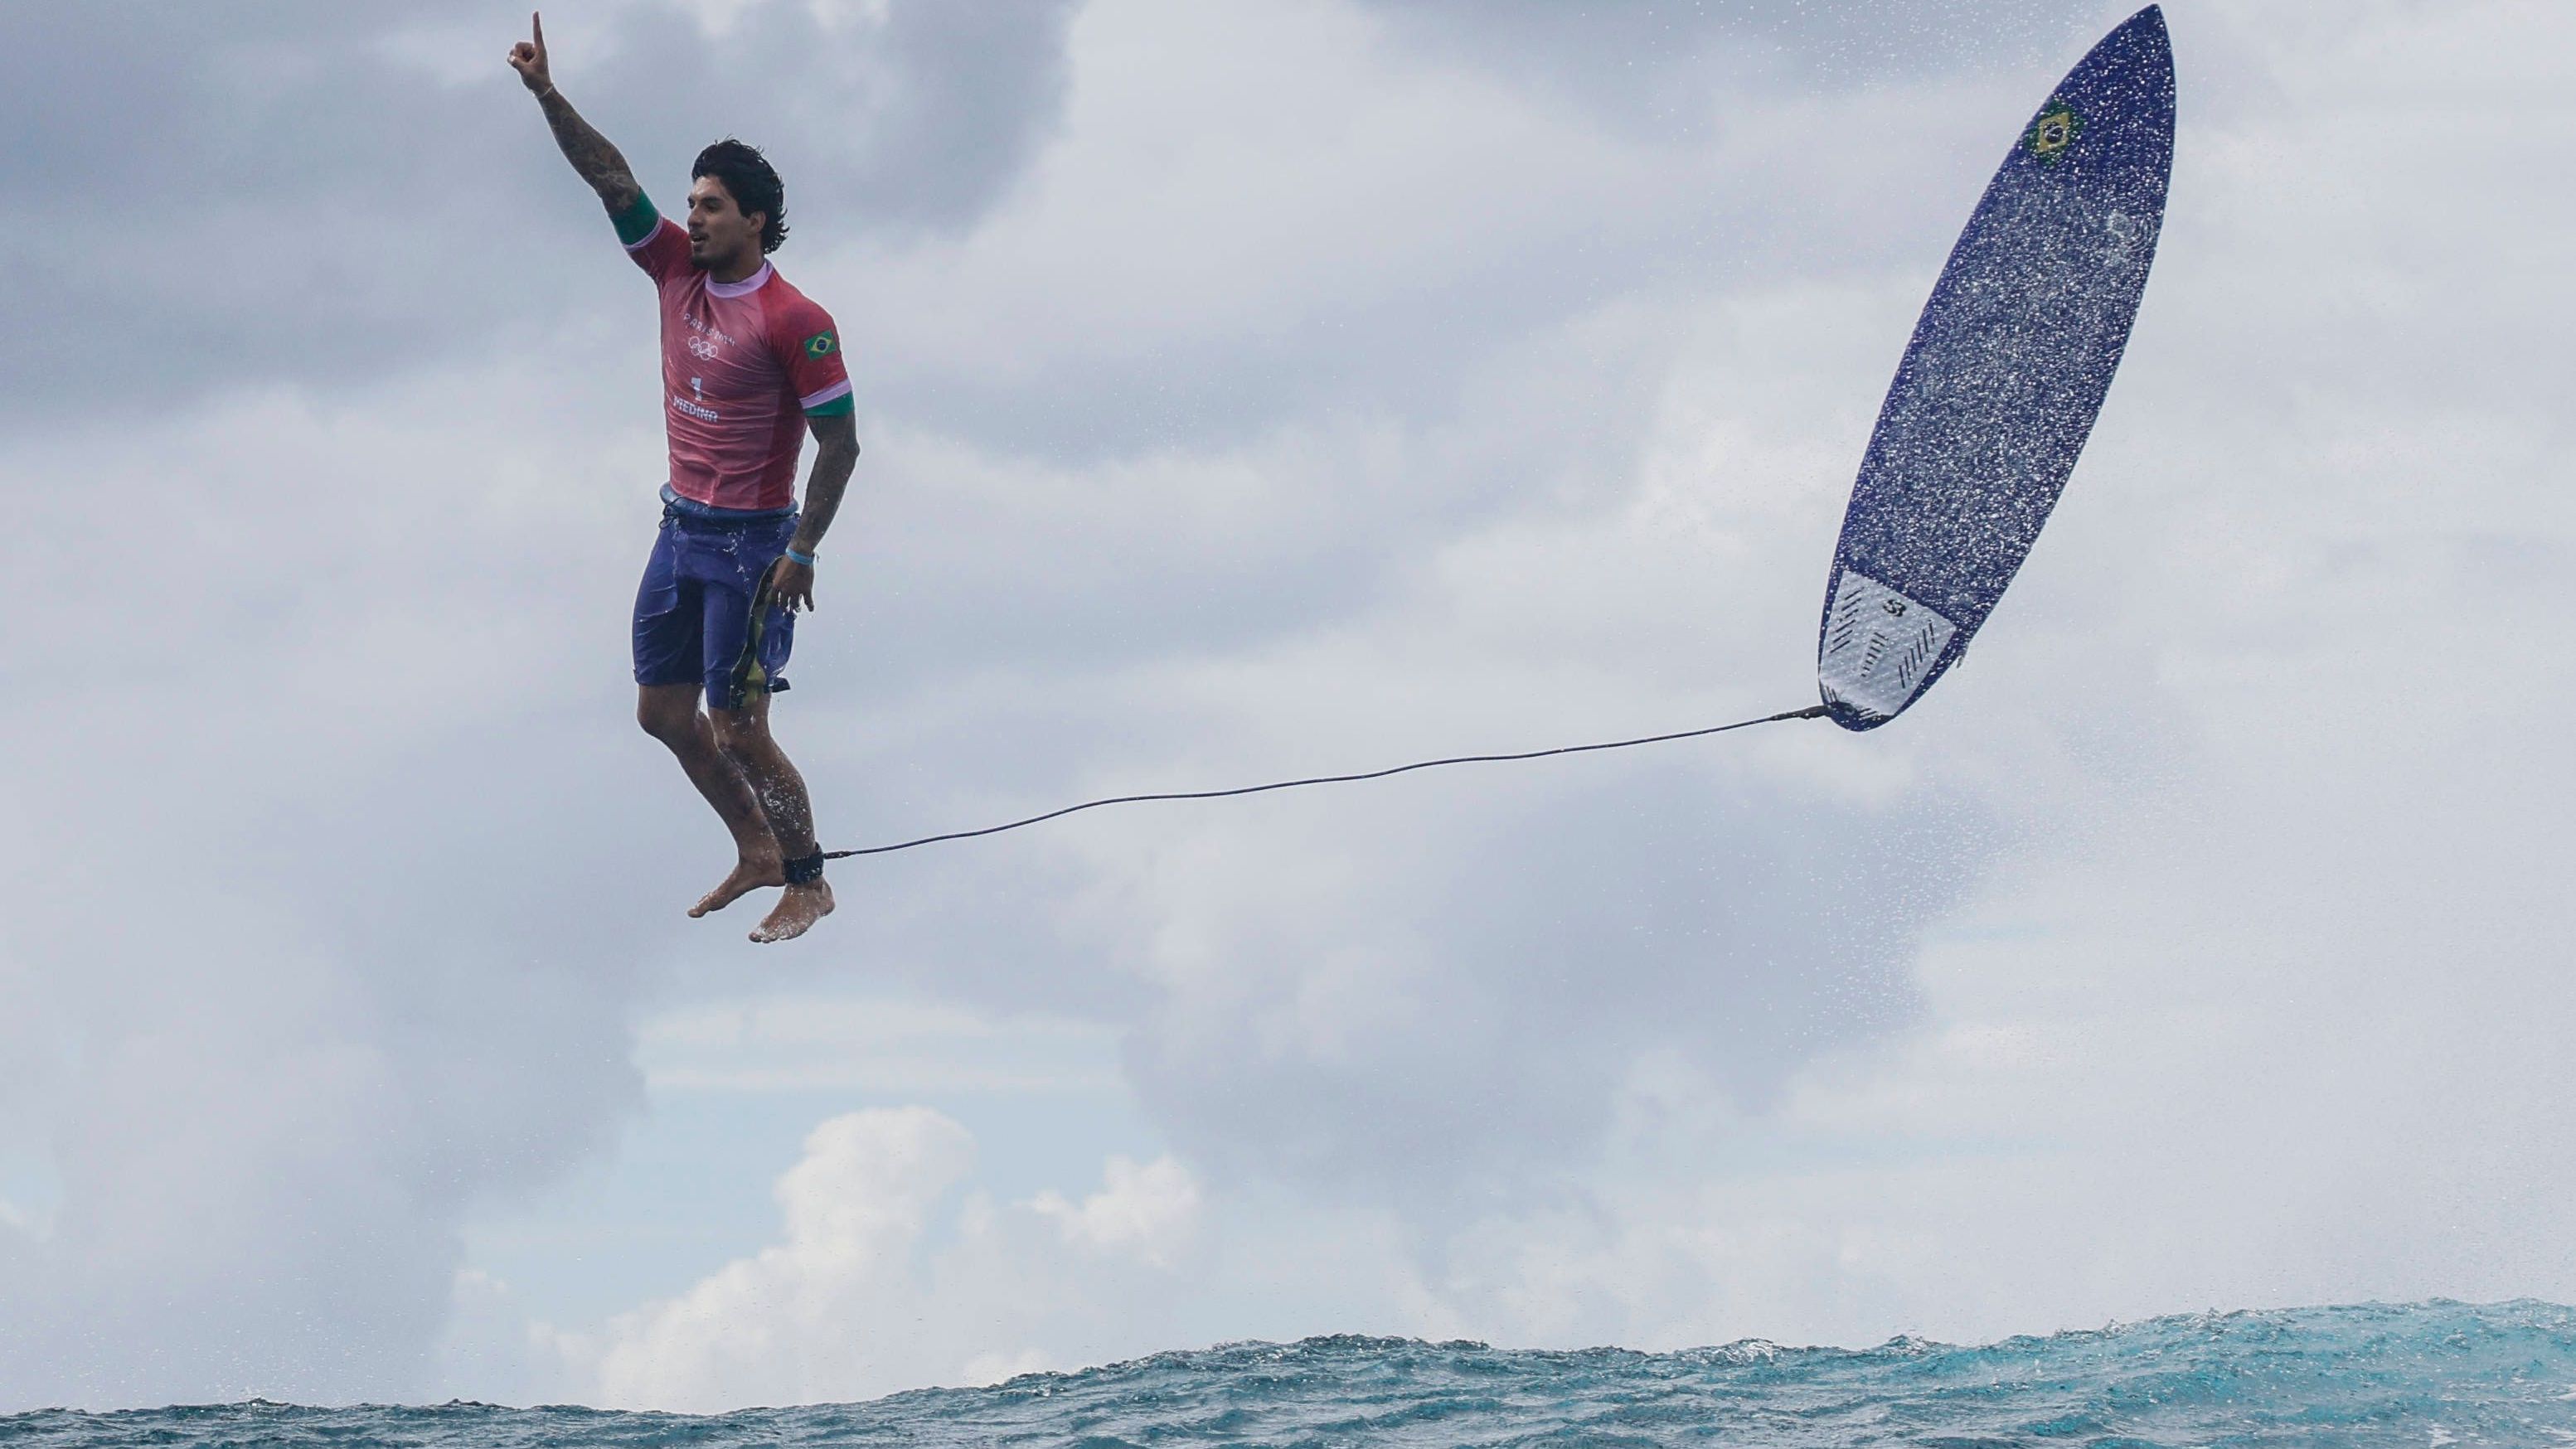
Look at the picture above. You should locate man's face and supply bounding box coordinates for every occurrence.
[686,176,764,270]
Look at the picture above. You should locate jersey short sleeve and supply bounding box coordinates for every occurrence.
[774,298,853,418]
[616,193,691,284]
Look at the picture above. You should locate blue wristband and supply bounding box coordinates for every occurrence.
[784,547,817,566]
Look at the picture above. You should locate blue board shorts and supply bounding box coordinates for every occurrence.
[633,497,797,711]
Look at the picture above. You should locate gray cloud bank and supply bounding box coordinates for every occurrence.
[0,0,1075,423]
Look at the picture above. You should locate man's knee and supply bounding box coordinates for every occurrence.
[637,691,700,744]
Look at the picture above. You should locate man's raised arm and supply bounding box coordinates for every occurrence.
[507,12,644,218]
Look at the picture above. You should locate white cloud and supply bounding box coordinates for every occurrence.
[1031,1154,1201,1267]
[582,1108,977,1408]
[564,1109,1201,1411]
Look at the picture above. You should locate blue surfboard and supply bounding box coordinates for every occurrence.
[1817,6,2174,729]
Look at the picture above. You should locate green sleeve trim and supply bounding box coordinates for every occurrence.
[612,191,661,247]
[803,394,856,419]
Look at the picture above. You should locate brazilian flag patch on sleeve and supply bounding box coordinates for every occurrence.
[805,332,838,359]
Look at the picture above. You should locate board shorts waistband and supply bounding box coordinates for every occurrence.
[661,482,796,526]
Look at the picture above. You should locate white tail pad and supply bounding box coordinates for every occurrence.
[1817,569,1958,721]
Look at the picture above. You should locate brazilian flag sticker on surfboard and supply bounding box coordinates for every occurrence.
[2025,104,2083,162]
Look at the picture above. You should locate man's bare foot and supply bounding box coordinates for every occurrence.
[750,879,835,943]
[691,855,784,918]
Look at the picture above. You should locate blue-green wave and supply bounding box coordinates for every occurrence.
[8,1299,2575,1447]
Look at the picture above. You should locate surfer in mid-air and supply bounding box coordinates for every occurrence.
[511,12,855,943]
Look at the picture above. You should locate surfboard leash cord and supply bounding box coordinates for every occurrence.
[822,702,1832,861]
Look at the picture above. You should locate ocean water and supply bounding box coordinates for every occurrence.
[8,1300,2575,1447]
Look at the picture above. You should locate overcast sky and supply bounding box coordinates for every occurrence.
[3,0,2572,1415]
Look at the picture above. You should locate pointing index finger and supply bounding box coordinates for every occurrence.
[531,11,545,51]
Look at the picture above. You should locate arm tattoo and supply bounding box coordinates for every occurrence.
[536,89,643,216]
[790,414,861,555]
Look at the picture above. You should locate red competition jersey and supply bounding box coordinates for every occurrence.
[627,216,852,511]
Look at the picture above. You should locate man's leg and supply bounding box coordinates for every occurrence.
[709,694,834,943]
[636,683,786,916]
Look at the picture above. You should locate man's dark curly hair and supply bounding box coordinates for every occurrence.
[692,138,788,254]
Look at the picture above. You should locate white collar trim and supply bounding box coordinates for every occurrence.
[707,263,774,298]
